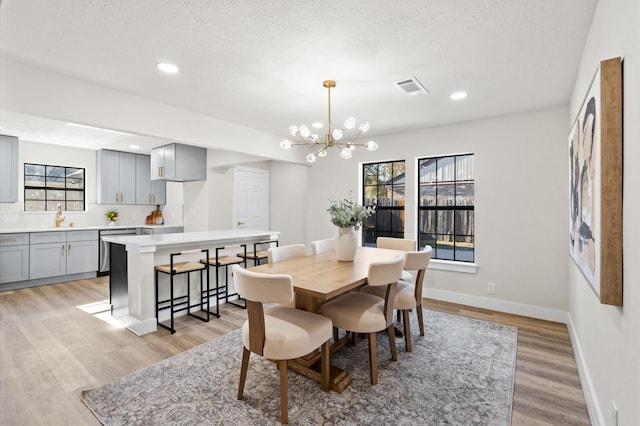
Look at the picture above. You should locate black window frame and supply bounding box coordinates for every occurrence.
[362,160,406,247]
[24,163,86,212]
[417,154,474,262]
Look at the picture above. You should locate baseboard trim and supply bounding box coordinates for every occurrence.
[566,315,604,426]
[423,288,570,323]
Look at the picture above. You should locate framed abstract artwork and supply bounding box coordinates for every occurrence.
[568,56,623,306]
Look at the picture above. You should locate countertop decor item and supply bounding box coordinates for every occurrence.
[279,80,379,163]
[328,194,374,261]
[105,210,119,225]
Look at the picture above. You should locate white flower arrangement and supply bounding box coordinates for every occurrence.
[327,194,375,230]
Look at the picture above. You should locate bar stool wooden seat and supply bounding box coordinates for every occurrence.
[201,244,247,311]
[237,239,279,266]
[155,249,210,334]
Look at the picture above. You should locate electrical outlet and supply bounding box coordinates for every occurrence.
[611,401,618,426]
[488,283,496,294]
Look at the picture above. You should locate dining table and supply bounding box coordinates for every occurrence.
[249,246,403,392]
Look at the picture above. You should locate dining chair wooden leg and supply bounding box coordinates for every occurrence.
[396,309,401,322]
[367,332,378,385]
[417,303,425,336]
[402,309,412,352]
[321,341,330,392]
[387,324,398,361]
[278,359,288,424]
[238,347,250,400]
[333,327,339,342]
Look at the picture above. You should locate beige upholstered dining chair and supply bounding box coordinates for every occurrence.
[376,237,417,283]
[233,265,332,424]
[362,247,432,352]
[319,256,404,385]
[267,244,306,264]
[311,237,335,255]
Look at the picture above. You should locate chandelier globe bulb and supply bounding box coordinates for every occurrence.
[344,117,357,130]
[340,147,352,159]
[358,122,370,134]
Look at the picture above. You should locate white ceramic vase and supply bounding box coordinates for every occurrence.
[335,227,357,261]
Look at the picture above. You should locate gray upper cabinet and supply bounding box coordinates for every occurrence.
[151,143,206,182]
[135,154,166,205]
[0,135,19,203]
[97,149,137,204]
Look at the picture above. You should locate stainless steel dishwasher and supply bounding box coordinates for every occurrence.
[99,228,138,274]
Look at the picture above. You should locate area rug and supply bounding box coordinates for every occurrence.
[81,310,517,425]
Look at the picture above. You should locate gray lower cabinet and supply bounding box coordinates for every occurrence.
[141,226,183,235]
[0,233,29,284]
[29,230,98,280]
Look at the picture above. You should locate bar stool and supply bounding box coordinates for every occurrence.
[155,249,210,334]
[201,244,248,310]
[237,239,279,266]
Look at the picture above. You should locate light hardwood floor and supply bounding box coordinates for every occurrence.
[0,277,591,425]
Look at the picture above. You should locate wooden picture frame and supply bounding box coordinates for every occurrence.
[569,57,623,306]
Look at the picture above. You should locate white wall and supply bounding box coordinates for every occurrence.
[0,140,183,229]
[269,161,309,247]
[568,0,640,425]
[307,105,570,315]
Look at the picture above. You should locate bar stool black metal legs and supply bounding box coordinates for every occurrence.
[155,249,210,334]
[237,239,279,266]
[201,244,248,310]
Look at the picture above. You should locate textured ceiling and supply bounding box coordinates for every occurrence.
[0,0,597,152]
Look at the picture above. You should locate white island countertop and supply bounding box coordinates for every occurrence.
[102,229,279,251]
[106,228,279,336]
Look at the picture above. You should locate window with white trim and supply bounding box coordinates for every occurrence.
[362,160,406,246]
[417,154,474,262]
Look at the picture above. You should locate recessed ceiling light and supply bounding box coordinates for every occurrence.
[129,145,139,150]
[312,122,323,129]
[156,62,179,74]
[450,91,468,100]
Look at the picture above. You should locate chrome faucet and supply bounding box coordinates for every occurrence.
[55,204,65,228]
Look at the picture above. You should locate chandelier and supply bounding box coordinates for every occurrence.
[280,80,378,163]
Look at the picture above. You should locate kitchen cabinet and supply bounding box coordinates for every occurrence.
[29,230,98,279]
[140,226,183,235]
[151,143,206,182]
[0,134,19,203]
[0,233,29,284]
[135,154,166,205]
[97,149,136,204]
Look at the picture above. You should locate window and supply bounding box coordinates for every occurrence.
[418,154,474,262]
[362,160,406,246]
[24,163,85,211]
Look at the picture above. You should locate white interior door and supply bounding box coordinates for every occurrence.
[233,167,269,230]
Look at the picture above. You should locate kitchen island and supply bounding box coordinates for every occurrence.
[102,229,279,336]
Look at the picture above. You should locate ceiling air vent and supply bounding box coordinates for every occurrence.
[395,77,428,96]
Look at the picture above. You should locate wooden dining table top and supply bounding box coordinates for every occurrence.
[249,246,402,301]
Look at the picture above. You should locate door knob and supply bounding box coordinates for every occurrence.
[237,221,245,225]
